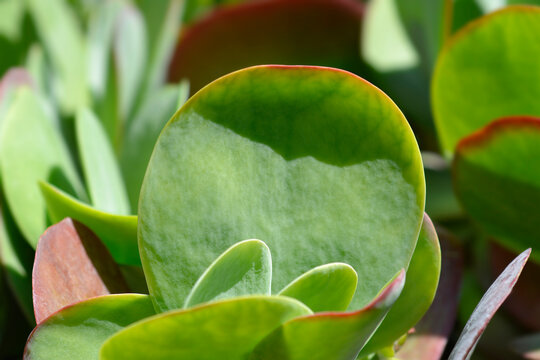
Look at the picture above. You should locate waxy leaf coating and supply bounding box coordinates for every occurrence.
[250,270,405,360]
[185,239,272,308]
[139,65,425,312]
[24,294,155,360]
[40,182,139,265]
[432,6,540,155]
[278,263,357,312]
[99,296,312,360]
[32,218,129,324]
[454,117,540,263]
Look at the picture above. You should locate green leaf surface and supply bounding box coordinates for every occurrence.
[24,294,155,360]
[99,296,312,360]
[169,0,365,94]
[76,108,130,215]
[39,182,140,265]
[0,0,25,41]
[113,4,147,122]
[185,239,272,308]
[249,270,405,360]
[360,213,441,356]
[27,0,89,115]
[278,263,357,312]
[139,65,425,312]
[432,6,540,155]
[0,68,34,125]
[0,88,84,247]
[453,117,540,263]
[121,83,185,210]
[32,218,129,324]
[0,199,34,323]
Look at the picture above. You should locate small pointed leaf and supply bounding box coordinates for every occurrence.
[185,239,272,308]
[449,248,531,360]
[278,262,357,312]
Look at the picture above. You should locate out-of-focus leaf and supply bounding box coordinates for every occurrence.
[87,0,122,101]
[27,0,89,115]
[0,88,84,247]
[33,218,129,324]
[397,228,464,360]
[278,263,357,312]
[182,0,246,24]
[489,242,540,330]
[113,4,147,123]
[24,294,155,360]
[120,83,184,210]
[448,248,531,360]
[360,214,441,355]
[453,117,540,263]
[99,296,312,359]
[25,45,48,96]
[185,239,272,308]
[512,333,540,360]
[362,0,419,72]
[0,67,34,122]
[39,182,139,266]
[137,0,184,95]
[139,65,425,312]
[432,6,540,155]
[0,0,25,41]
[250,270,405,360]
[168,0,365,94]
[0,200,34,323]
[76,108,130,215]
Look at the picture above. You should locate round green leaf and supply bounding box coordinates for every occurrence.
[454,116,540,263]
[185,239,272,308]
[359,213,441,355]
[39,182,139,266]
[432,6,540,155]
[0,88,85,247]
[99,296,312,360]
[24,294,155,360]
[278,263,358,312]
[139,65,425,312]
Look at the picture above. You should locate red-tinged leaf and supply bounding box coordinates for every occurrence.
[249,270,405,360]
[490,241,540,331]
[397,228,464,359]
[0,67,34,101]
[168,0,364,93]
[32,218,129,324]
[448,248,531,360]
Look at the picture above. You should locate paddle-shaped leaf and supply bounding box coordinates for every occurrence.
[432,6,540,155]
[76,108,131,215]
[24,294,155,360]
[0,88,85,247]
[139,65,425,312]
[32,218,129,324]
[249,270,405,360]
[99,296,312,360]
[449,248,531,360]
[360,213,441,355]
[168,0,365,93]
[185,239,272,308]
[39,182,139,266]
[453,117,540,263]
[278,263,357,312]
